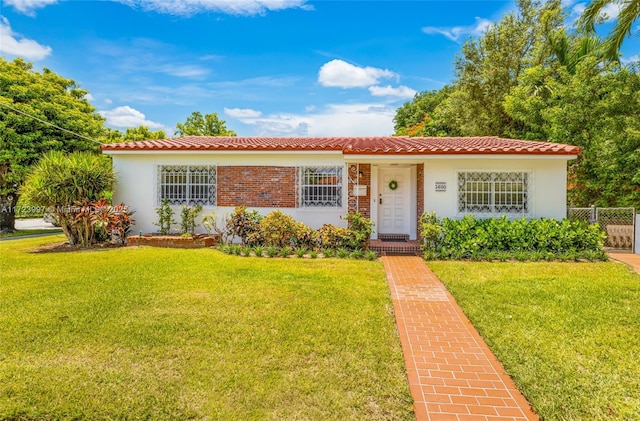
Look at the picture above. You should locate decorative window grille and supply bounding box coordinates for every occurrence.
[458,171,530,215]
[300,166,343,207]
[158,165,216,206]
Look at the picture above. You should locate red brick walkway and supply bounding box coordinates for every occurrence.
[382,256,538,421]
[608,252,640,274]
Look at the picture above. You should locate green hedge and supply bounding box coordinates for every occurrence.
[420,214,607,261]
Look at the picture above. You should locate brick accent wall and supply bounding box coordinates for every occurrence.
[347,164,371,218]
[357,164,371,218]
[217,166,297,208]
[417,163,424,238]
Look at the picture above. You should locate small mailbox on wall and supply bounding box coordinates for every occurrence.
[353,185,367,196]
[435,181,447,192]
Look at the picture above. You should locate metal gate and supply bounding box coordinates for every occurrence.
[567,207,636,251]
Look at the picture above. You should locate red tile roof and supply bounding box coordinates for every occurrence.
[100,136,580,156]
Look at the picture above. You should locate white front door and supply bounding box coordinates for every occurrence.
[378,167,411,235]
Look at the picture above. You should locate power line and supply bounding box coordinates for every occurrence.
[0,101,105,145]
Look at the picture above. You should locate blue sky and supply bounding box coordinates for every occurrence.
[1,0,638,137]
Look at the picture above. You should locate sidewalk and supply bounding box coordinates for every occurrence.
[382,255,538,421]
[608,252,640,274]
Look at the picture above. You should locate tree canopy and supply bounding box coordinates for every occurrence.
[175,111,236,137]
[0,58,104,231]
[394,0,640,208]
[579,0,640,61]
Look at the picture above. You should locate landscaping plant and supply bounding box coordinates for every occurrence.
[90,199,135,245]
[20,151,114,246]
[419,213,607,261]
[180,204,203,236]
[153,199,176,235]
[258,210,298,247]
[344,212,374,250]
[226,206,262,245]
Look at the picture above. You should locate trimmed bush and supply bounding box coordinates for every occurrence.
[420,213,606,261]
[259,210,298,247]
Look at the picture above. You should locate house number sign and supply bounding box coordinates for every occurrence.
[435,181,447,192]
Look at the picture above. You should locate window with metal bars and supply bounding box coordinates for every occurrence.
[300,166,343,207]
[158,165,216,206]
[457,171,530,215]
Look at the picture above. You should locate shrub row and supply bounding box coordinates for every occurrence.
[224,207,374,251]
[420,213,607,261]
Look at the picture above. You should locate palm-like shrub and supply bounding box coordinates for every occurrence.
[21,151,114,246]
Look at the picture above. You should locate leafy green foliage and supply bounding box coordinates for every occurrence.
[153,199,176,235]
[0,58,107,231]
[504,59,640,207]
[20,151,114,246]
[225,206,262,245]
[316,224,351,249]
[418,211,442,251]
[179,204,202,236]
[90,199,135,245]
[258,210,298,247]
[344,212,375,250]
[175,111,236,137]
[394,0,639,209]
[393,86,458,136]
[579,0,640,61]
[419,213,606,261]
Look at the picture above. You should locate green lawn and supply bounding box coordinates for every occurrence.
[0,236,413,420]
[0,228,61,239]
[428,261,640,420]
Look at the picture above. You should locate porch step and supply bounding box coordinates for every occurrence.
[378,233,410,242]
[370,239,421,256]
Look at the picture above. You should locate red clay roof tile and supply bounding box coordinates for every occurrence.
[100,136,580,156]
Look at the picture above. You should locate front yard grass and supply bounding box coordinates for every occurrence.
[0,236,413,420]
[428,261,640,420]
[0,228,61,239]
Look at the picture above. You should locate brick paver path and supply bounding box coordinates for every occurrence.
[382,256,538,421]
[608,252,640,274]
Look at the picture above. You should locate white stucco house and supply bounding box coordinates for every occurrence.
[100,136,580,239]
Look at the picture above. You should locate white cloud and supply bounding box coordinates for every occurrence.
[318,59,396,88]
[226,103,395,136]
[105,98,113,104]
[116,0,311,16]
[422,17,492,42]
[571,1,622,22]
[224,107,262,118]
[600,2,623,21]
[4,0,57,16]
[621,54,639,65]
[0,17,52,60]
[158,64,209,78]
[368,85,417,99]
[100,106,169,132]
[84,93,95,101]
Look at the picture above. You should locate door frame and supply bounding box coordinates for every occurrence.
[370,164,417,240]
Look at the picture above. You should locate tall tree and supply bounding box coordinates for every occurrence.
[175,112,236,137]
[123,126,166,141]
[393,86,459,137]
[102,126,167,143]
[579,0,640,61]
[439,0,564,137]
[0,58,104,232]
[505,58,640,208]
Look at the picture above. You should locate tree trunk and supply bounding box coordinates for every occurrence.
[0,194,17,234]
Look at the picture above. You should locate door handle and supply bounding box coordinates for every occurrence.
[379,194,382,204]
